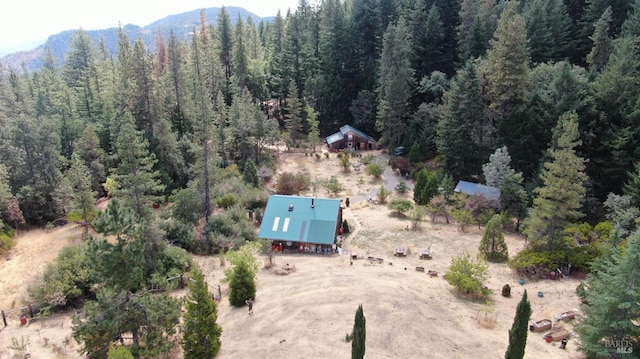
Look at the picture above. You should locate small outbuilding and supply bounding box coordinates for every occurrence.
[454,180,501,203]
[258,195,343,254]
[326,125,377,151]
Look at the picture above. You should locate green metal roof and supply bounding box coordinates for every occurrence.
[258,195,341,245]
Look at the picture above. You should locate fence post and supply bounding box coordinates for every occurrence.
[180,274,184,289]
[28,304,34,318]
[2,310,6,326]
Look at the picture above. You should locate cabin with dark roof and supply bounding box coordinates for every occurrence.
[326,125,378,151]
[258,195,343,254]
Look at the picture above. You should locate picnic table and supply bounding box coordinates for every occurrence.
[394,245,407,256]
[419,245,432,259]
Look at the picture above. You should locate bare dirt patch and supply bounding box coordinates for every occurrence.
[0,149,585,358]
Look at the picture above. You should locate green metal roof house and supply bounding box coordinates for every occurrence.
[258,195,343,252]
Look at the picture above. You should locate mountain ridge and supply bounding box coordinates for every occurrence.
[1,6,266,71]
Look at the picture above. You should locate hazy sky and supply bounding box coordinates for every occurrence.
[0,0,304,54]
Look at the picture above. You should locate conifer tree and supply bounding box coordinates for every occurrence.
[437,60,485,180]
[505,290,532,359]
[577,235,640,357]
[346,304,366,359]
[483,1,530,120]
[482,146,514,188]
[621,0,640,38]
[376,18,415,147]
[67,153,97,236]
[243,159,260,187]
[181,265,222,359]
[112,112,165,219]
[623,162,640,206]
[524,111,587,249]
[500,171,528,232]
[225,247,258,307]
[587,7,613,72]
[284,80,304,145]
[218,6,234,105]
[479,214,509,262]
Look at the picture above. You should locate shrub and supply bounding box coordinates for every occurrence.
[0,234,16,255]
[502,284,511,297]
[508,249,562,278]
[444,252,492,297]
[377,186,390,204]
[29,243,97,309]
[171,188,202,225]
[67,209,98,224]
[275,172,310,195]
[217,194,239,209]
[161,246,193,278]
[240,188,269,210]
[452,208,473,231]
[323,176,343,195]
[361,154,376,165]
[340,152,351,172]
[387,198,413,216]
[366,162,384,178]
[163,220,197,252]
[395,181,408,194]
[342,219,350,234]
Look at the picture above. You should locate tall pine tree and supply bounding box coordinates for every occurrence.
[347,304,366,359]
[524,111,588,249]
[112,112,165,219]
[181,265,223,359]
[505,290,532,359]
[376,18,415,147]
[479,214,509,262]
[577,235,640,357]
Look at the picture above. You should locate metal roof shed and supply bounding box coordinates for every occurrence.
[454,180,501,202]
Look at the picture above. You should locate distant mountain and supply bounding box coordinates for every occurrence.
[1,6,265,72]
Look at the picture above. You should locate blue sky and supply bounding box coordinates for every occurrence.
[0,0,304,55]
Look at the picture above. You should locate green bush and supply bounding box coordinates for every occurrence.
[225,247,258,307]
[163,220,197,252]
[323,176,344,195]
[205,206,257,253]
[366,162,384,178]
[509,244,601,278]
[240,188,269,210]
[395,181,409,194]
[387,198,413,216]
[508,249,563,278]
[445,252,492,297]
[217,194,239,209]
[0,232,16,255]
[29,243,97,309]
[342,219,350,234]
[171,188,202,225]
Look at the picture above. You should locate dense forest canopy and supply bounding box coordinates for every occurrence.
[0,0,640,226]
